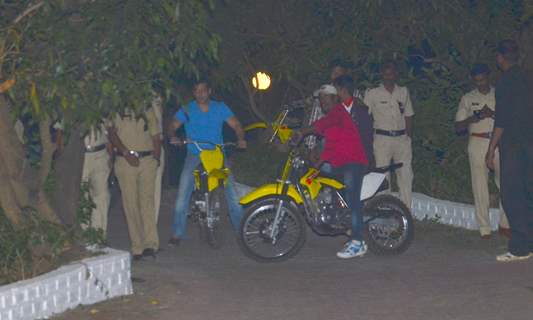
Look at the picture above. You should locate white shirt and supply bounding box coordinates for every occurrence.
[363,84,414,131]
[455,87,495,133]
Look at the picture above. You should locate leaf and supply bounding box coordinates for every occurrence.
[0,78,16,93]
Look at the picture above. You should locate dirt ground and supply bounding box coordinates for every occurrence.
[54,189,533,320]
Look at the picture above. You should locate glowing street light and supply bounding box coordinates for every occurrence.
[251,71,271,90]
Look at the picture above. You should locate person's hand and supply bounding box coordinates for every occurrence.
[169,136,184,146]
[485,149,495,170]
[124,152,140,167]
[237,139,247,149]
[479,105,495,119]
[290,130,303,146]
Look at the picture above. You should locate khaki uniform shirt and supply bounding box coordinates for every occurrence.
[112,108,160,151]
[363,84,414,131]
[84,126,108,148]
[455,87,495,133]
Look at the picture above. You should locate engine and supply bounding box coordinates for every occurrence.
[311,186,349,235]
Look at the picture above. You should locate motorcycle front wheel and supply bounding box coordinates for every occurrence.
[192,188,224,249]
[238,197,306,263]
[363,194,414,255]
[206,188,224,249]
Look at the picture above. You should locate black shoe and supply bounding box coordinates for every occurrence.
[142,248,157,259]
[168,237,181,247]
[132,253,144,261]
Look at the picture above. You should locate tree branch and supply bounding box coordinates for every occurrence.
[12,1,45,25]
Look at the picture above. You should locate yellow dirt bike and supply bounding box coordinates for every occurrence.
[183,140,236,249]
[238,118,414,262]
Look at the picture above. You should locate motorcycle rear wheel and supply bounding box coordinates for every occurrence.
[364,194,414,255]
[238,197,306,263]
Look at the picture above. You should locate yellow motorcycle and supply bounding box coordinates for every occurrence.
[184,140,235,249]
[238,119,414,262]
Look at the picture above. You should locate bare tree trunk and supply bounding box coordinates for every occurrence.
[240,75,268,123]
[36,115,60,223]
[51,127,84,226]
[0,157,21,225]
[0,95,30,208]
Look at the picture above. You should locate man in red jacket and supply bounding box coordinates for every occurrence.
[293,76,369,259]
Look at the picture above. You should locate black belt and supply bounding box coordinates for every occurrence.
[375,129,406,137]
[85,144,106,153]
[118,150,153,158]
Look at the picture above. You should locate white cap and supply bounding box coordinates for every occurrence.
[318,84,337,95]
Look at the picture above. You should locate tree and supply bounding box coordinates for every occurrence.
[0,0,221,226]
[210,0,530,202]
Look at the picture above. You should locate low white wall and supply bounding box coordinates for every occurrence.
[0,248,132,320]
[410,192,501,231]
[235,183,501,231]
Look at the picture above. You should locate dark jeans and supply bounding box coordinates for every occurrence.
[323,163,366,241]
[499,141,533,256]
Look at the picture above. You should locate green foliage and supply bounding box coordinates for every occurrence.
[232,142,288,187]
[76,182,105,245]
[1,0,222,130]
[0,182,104,284]
[0,207,70,285]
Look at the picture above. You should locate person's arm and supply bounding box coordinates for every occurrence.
[405,116,413,138]
[455,115,479,134]
[146,108,163,164]
[152,135,162,165]
[107,126,139,167]
[403,89,415,138]
[485,127,504,170]
[226,116,247,149]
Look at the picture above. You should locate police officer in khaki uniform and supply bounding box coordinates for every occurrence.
[364,61,414,208]
[108,107,161,260]
[455,64,510,239]
[53,121,112,237]
[81,126,112,236]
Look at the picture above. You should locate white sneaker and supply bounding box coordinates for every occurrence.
[336,240,367,259]
[496,252,532,262]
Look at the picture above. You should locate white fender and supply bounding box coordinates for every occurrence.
[360,172,387,201]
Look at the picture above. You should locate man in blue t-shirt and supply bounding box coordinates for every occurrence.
[167,79,247,246]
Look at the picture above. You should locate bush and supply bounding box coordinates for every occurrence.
[0,183,104,285]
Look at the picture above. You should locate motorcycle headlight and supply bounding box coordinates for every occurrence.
[291,156,306,169]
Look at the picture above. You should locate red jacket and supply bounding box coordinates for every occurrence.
[313,104,368,167]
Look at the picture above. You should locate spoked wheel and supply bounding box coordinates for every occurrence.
[205,188,224,249]
[238,197,306,263]
[190,191,208,242]
[363,194,414,255]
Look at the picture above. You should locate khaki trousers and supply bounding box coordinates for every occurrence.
[81,149,111,236]
[467,137,509,235]
[115,156,159,255]
[154,148,165,224]
[373,134,413,208]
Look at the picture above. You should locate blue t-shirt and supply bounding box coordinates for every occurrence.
[175,100,234,155]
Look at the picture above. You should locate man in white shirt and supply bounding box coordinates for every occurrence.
[455,63,510,239]
[364,61,414,208]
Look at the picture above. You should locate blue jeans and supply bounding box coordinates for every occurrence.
[322,162,365,241]
[171,153,243,238]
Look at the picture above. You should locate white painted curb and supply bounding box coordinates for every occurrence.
[235,183,502,232]
[0,247,133,320]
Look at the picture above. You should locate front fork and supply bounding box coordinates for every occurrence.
[269,198,286,244]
